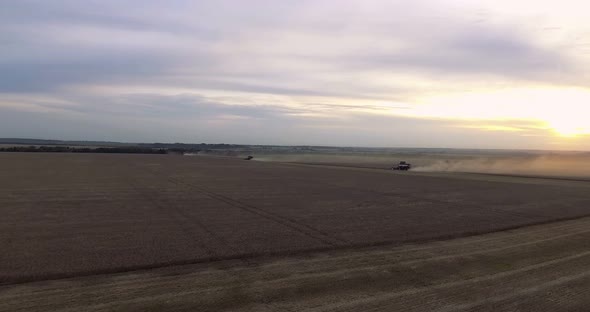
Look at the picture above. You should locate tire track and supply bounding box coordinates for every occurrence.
[160,174,348,248]
[317,250,590,312]
[3,212,590,311]
[129,182,233,262]
[435,271,590,312]
[391,216,590,254]
[125,167,258,267]
[268,223,590,281]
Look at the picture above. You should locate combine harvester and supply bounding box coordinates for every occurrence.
[392,161,411,171]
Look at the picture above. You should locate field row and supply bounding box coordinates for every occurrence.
[3,214,590,311]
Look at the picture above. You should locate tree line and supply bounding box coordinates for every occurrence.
[0,146,168,154]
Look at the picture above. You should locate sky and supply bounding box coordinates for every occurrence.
[1,0,590,150]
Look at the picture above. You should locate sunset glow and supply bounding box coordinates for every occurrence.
[2,1,590,149]
[387,87,590,140]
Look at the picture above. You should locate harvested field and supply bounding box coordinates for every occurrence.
[2,153,590,284]
[2,214,590,311]
[2,152,590,310]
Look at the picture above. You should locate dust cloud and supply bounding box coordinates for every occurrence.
[253,151,590,179]
[409,154,590,178]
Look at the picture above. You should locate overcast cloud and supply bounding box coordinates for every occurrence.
[1,0,589,149]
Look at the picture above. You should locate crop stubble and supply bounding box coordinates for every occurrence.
[1,153,590,288]
[2,212,590,311]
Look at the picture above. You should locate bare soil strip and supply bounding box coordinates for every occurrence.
[2,216,590,312]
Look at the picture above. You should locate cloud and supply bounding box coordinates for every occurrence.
[0,0,589,148]
[0,91,565,150]
[368,27,568,79]
[0,0,578,95]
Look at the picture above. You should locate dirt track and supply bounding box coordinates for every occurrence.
[2,215,590,311]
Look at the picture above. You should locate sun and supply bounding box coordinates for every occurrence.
[402,87,590,139]
[550,123,586,137]
[542,106,590,138]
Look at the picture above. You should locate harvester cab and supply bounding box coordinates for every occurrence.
[392,161,411,171]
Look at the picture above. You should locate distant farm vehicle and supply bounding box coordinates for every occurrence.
[244,155,254,160]
[392,161,411,171]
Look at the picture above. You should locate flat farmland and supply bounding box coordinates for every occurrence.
[4,216,590,311]
[2,152,590,286]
